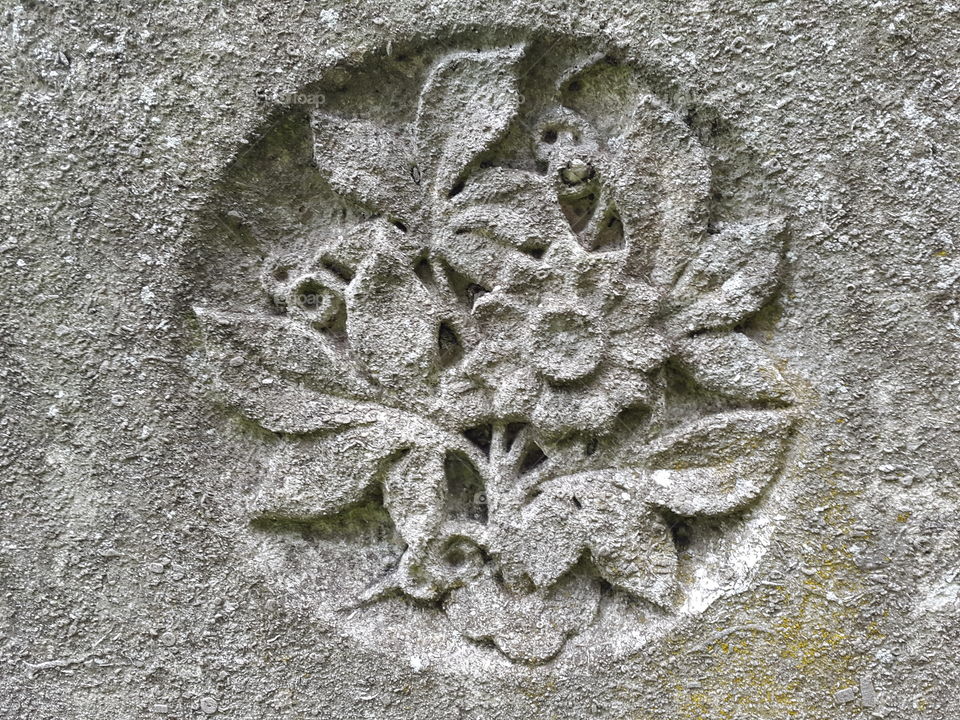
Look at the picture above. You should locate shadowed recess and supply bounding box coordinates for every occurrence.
[444,451,487,523]
[462,424,493,456]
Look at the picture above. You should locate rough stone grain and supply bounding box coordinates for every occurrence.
[1,2,959,719]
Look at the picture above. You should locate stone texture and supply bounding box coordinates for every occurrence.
[2,2,959,719]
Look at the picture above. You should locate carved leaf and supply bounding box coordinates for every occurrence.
[607,94,712,286]
[194,307,377,432]
[311,113,418,221]
[196,305,476,559]
[644,410,794,516]
[666,217,787,334]
[436,168,578,289]
[249,425,402,521]
[498,470,678,607]
[674,331,795,403]
[442,168,576,254]
[414,46,525,196]
[381,446,447,562]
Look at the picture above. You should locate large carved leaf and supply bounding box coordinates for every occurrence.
[644,410,794,516]
[311,113,418,221]
[194,307,377,432]
[607,94,711,286]
[437,168,574,286]
[442,168,576,253]
[496,470,678,608]
[414,45,525,197]
[557,57,643,138]
[665,217,787,334]
[249,425,403,520]
[196,304,475,585]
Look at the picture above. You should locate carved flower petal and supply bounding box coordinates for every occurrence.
[491,367,541,419]
[431,226,530,293]
[606,283,661,332]
[555,58,645,139]
[674,332,795,403]
[468,294,529,360]
[607,326,671,374]
[533,383,618,439]
[602,364,657,416]
[496,491,583,590]
[444,566,600,663]
[532,365,652,440]
[643,410,795,516]
[311,113,419,220]
[415,46,525,196]
[666,217,787,334]
[383,446,447,546]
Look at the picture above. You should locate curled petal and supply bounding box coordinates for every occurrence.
[601,364,657,415]
[380,447,448,600]
[532,365,653,439]
[555,58,644,140]
[531,307,604,384]
[491,367,541,419]
[432,225,531,293]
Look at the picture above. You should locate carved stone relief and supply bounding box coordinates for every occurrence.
[191,38,801,666]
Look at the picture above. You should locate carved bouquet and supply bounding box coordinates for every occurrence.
[196,46,796,662]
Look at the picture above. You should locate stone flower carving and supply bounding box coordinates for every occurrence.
[195,45,796,663]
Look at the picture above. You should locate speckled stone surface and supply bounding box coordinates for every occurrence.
[2,2,959,718]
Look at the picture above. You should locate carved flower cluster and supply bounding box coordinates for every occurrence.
[196,46,797,663]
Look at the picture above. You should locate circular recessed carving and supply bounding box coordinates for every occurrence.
[190,35,800,669]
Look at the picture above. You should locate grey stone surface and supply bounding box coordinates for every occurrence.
[2,2,959,719]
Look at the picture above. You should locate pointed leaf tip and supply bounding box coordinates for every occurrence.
[414,45,526,196]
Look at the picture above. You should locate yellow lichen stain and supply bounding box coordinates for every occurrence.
[896,511,911,523]
[660,475,879,720]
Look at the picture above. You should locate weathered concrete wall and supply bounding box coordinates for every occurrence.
[1,1,958,718]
